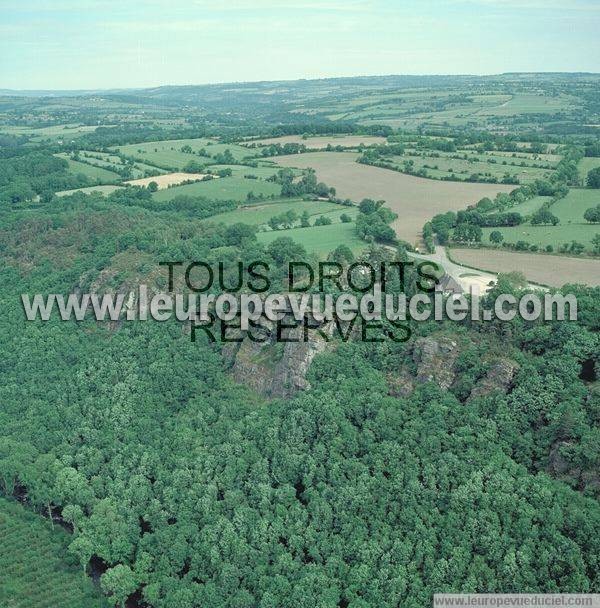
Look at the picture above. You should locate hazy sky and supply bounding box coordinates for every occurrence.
[1,0,599,90]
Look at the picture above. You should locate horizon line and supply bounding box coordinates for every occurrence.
[2,70,600,95]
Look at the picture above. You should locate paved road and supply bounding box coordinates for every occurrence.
[407,245,546,293]
[409,245,498,293]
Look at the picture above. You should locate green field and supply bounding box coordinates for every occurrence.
[323,91,578,129]
[0,498,107,608]
[0,124,101,142]
[57,155,121,184]
[257,221,365,255]
[207,164,297,179]
[152,176,282,202]
[113,138,255,170]
[507,195,551,216]
[75,151,165,179]
[579,157,600,179]
[211,199,356,226]
[480,189,600,251]
[375,147,557,184]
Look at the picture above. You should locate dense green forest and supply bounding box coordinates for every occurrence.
[0,75,599,607]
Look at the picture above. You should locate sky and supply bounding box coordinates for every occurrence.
[1,0,599,90]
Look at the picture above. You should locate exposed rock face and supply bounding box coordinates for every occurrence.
[230,319,333,398]
[272,325,331,396]
[387,335,519,401]
[387,370,415,398]
[412,336,459,390]
[468,358,519,401]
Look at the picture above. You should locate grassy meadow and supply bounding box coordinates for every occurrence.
[210,199,353,226]
[58,156,121,184]
[152,176,282,202]
[380,149,556,184]
[480,189,600,251]
[74,151,166,179]
[112,138,254,169]
[579,156,600,179]
[257,221,365,255]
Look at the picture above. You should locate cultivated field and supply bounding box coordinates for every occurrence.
[124,172,210,189]
[450,248,600,287]
[56,184,124,197]
[242,135,387,148]
[152,176,281,202]
[273,152,514,245]
[0,498,107,608]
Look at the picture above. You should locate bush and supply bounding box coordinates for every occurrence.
[584,204,600,223]
[314,215,332,226]
[587,167,600,188]
[490,230,504,245]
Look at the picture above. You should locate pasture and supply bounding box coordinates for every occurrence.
[579,157,600,177]
[450,247,600,287]
[0,498,107,608]
[152,176,281,202]
[57,155,121,184]
[508,195,550,216]
[207,164,294,179]
[112,138,254,170]
[257,221,365,255]
[480,189,600,251]
[272,152,514,245]
[380,147,557,184]
[75,151,166,179]
[210,199,353,226]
